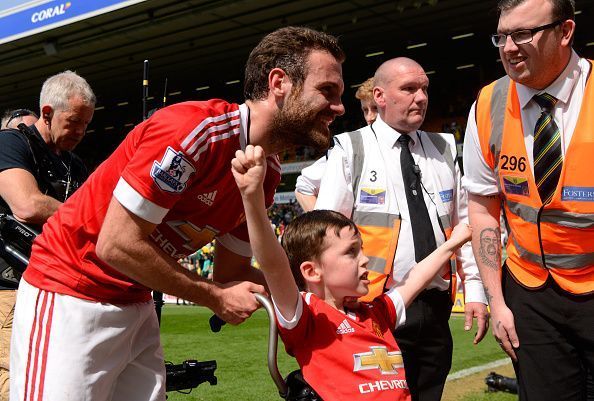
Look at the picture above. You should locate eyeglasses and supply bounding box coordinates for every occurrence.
[6,109,34,127]
[491,20,564,47]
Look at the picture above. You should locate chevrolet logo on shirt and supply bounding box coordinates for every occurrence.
[167,220,218,251]
[353,346,404,375]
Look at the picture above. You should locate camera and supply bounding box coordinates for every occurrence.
[284,369,322,401]
[485,371,518,394]
[165,359,217,393]
[0,214,39,287]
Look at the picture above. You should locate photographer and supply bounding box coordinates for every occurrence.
[0,71,94,400]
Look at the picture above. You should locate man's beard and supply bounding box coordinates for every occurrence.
[269,89,333,152]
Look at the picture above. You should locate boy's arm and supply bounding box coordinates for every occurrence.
[394,223,472,308]
[232,145,300,320]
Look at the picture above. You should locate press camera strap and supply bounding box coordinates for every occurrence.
[16,123,77,202]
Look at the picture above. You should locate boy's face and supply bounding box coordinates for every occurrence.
[317,226,370,299]
[360,98,378,125]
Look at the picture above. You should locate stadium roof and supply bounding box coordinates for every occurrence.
[1,0,593,139]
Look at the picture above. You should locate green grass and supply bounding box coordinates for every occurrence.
[449,315,508,372]
[161,306,514,401]
[161,305,298,401]
[449,315,517,401]
[458,391,517,401]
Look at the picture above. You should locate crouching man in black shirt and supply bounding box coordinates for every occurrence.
[0,70,95,399]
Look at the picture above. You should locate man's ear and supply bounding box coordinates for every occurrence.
[300,260,322,285]
[560,19,576,47]
[269,67,291,98]
[41,105,53,124]
[373,87,385,108]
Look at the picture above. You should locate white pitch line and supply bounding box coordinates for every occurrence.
[447,358,511,381]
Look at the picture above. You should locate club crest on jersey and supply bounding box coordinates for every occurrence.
[151,147,196,193]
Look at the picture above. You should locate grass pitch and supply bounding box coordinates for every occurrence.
[161,305,516,401]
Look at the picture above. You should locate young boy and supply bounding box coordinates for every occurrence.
[232,145,472,401]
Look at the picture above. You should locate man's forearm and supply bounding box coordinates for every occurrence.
[96,198,223,310]
[98,232,222,309]
[476,227,503,306]
[23,194,62,224]
[294,191,317,212]
[11,193,62,225]
[468,194,504,307]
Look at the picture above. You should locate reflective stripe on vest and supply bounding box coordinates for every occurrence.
[425,132,456,179]
[476,61,594,294]
[507,200,594,228]
[428,134,457,302]
[438,213,456,304]
[346,130,458,301]
[346,130,402,301]
[511,236,594,269]
[353,210,401,302]
[353,210,401,274]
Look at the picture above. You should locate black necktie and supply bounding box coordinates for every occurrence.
[533,93,562,204]
[398,134,437,262]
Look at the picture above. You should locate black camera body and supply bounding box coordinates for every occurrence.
[0,213,39,287]
[485,371,518,394]
[166,359,217,392]
[284,370,322,401]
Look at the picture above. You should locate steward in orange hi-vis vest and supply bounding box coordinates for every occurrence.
[475,61,594,295]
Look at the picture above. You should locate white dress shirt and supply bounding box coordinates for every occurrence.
[463,51,591,195]
[315,115,486,304]
[295,156,327,196]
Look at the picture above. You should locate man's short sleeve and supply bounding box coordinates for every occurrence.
[295,156,327,196]
[0,130,35,173]
[114,101,239,224]
[314,141,355,217]
[275,293,311,355]
[461,102,500,196]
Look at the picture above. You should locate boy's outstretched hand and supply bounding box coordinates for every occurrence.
[449,222,472,248]
[231,145,267,198]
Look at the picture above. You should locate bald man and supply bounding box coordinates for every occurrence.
[315,57,488,401]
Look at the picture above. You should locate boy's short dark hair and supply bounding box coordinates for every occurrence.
[244,26,345,101]
[281,210,358,291]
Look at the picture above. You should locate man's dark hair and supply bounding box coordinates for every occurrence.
[498,0,574,21]
[244,26,345,101]
[281,209,358,291]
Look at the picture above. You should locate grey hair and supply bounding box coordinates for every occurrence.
[39,70,96,112]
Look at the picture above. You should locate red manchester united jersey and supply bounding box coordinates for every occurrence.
[277,291,411,401]
[25,100,281,303]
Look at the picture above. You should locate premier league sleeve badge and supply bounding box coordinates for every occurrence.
[151,147,196,193]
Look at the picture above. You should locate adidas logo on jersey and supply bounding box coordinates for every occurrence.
[197,190,217,206]
[336,319,355,335]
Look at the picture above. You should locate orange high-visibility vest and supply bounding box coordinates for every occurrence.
[475,64,594,295]
[342,130,457,302]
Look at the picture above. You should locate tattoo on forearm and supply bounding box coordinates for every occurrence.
[479,227,501,271]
